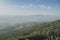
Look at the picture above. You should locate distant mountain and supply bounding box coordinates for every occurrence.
[0,15,60,25]
[0,15,60,30]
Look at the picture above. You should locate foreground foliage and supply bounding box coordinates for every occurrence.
[0,20,60,40]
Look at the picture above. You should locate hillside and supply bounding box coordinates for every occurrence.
[18,20,60,40]
[17,20,60,40]
[0,20,60,40]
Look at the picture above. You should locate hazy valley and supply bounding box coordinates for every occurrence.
[0,15,60,40]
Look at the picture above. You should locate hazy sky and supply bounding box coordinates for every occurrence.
[0,0,60,15]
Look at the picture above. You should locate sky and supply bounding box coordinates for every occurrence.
[0,0,60,15]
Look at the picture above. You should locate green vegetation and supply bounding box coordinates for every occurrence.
[0,20,60,40]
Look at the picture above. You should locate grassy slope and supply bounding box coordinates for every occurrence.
[0,20,60,40]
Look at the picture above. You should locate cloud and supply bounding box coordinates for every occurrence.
[18,4,52,9]
[0,4,59,15]
[38,5,52,9]
[0,0,60,16]
[56,5,59,7]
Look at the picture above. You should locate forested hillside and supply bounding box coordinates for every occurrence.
[0,20,60,40]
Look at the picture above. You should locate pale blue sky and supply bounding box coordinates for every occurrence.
[0,0,60,15]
